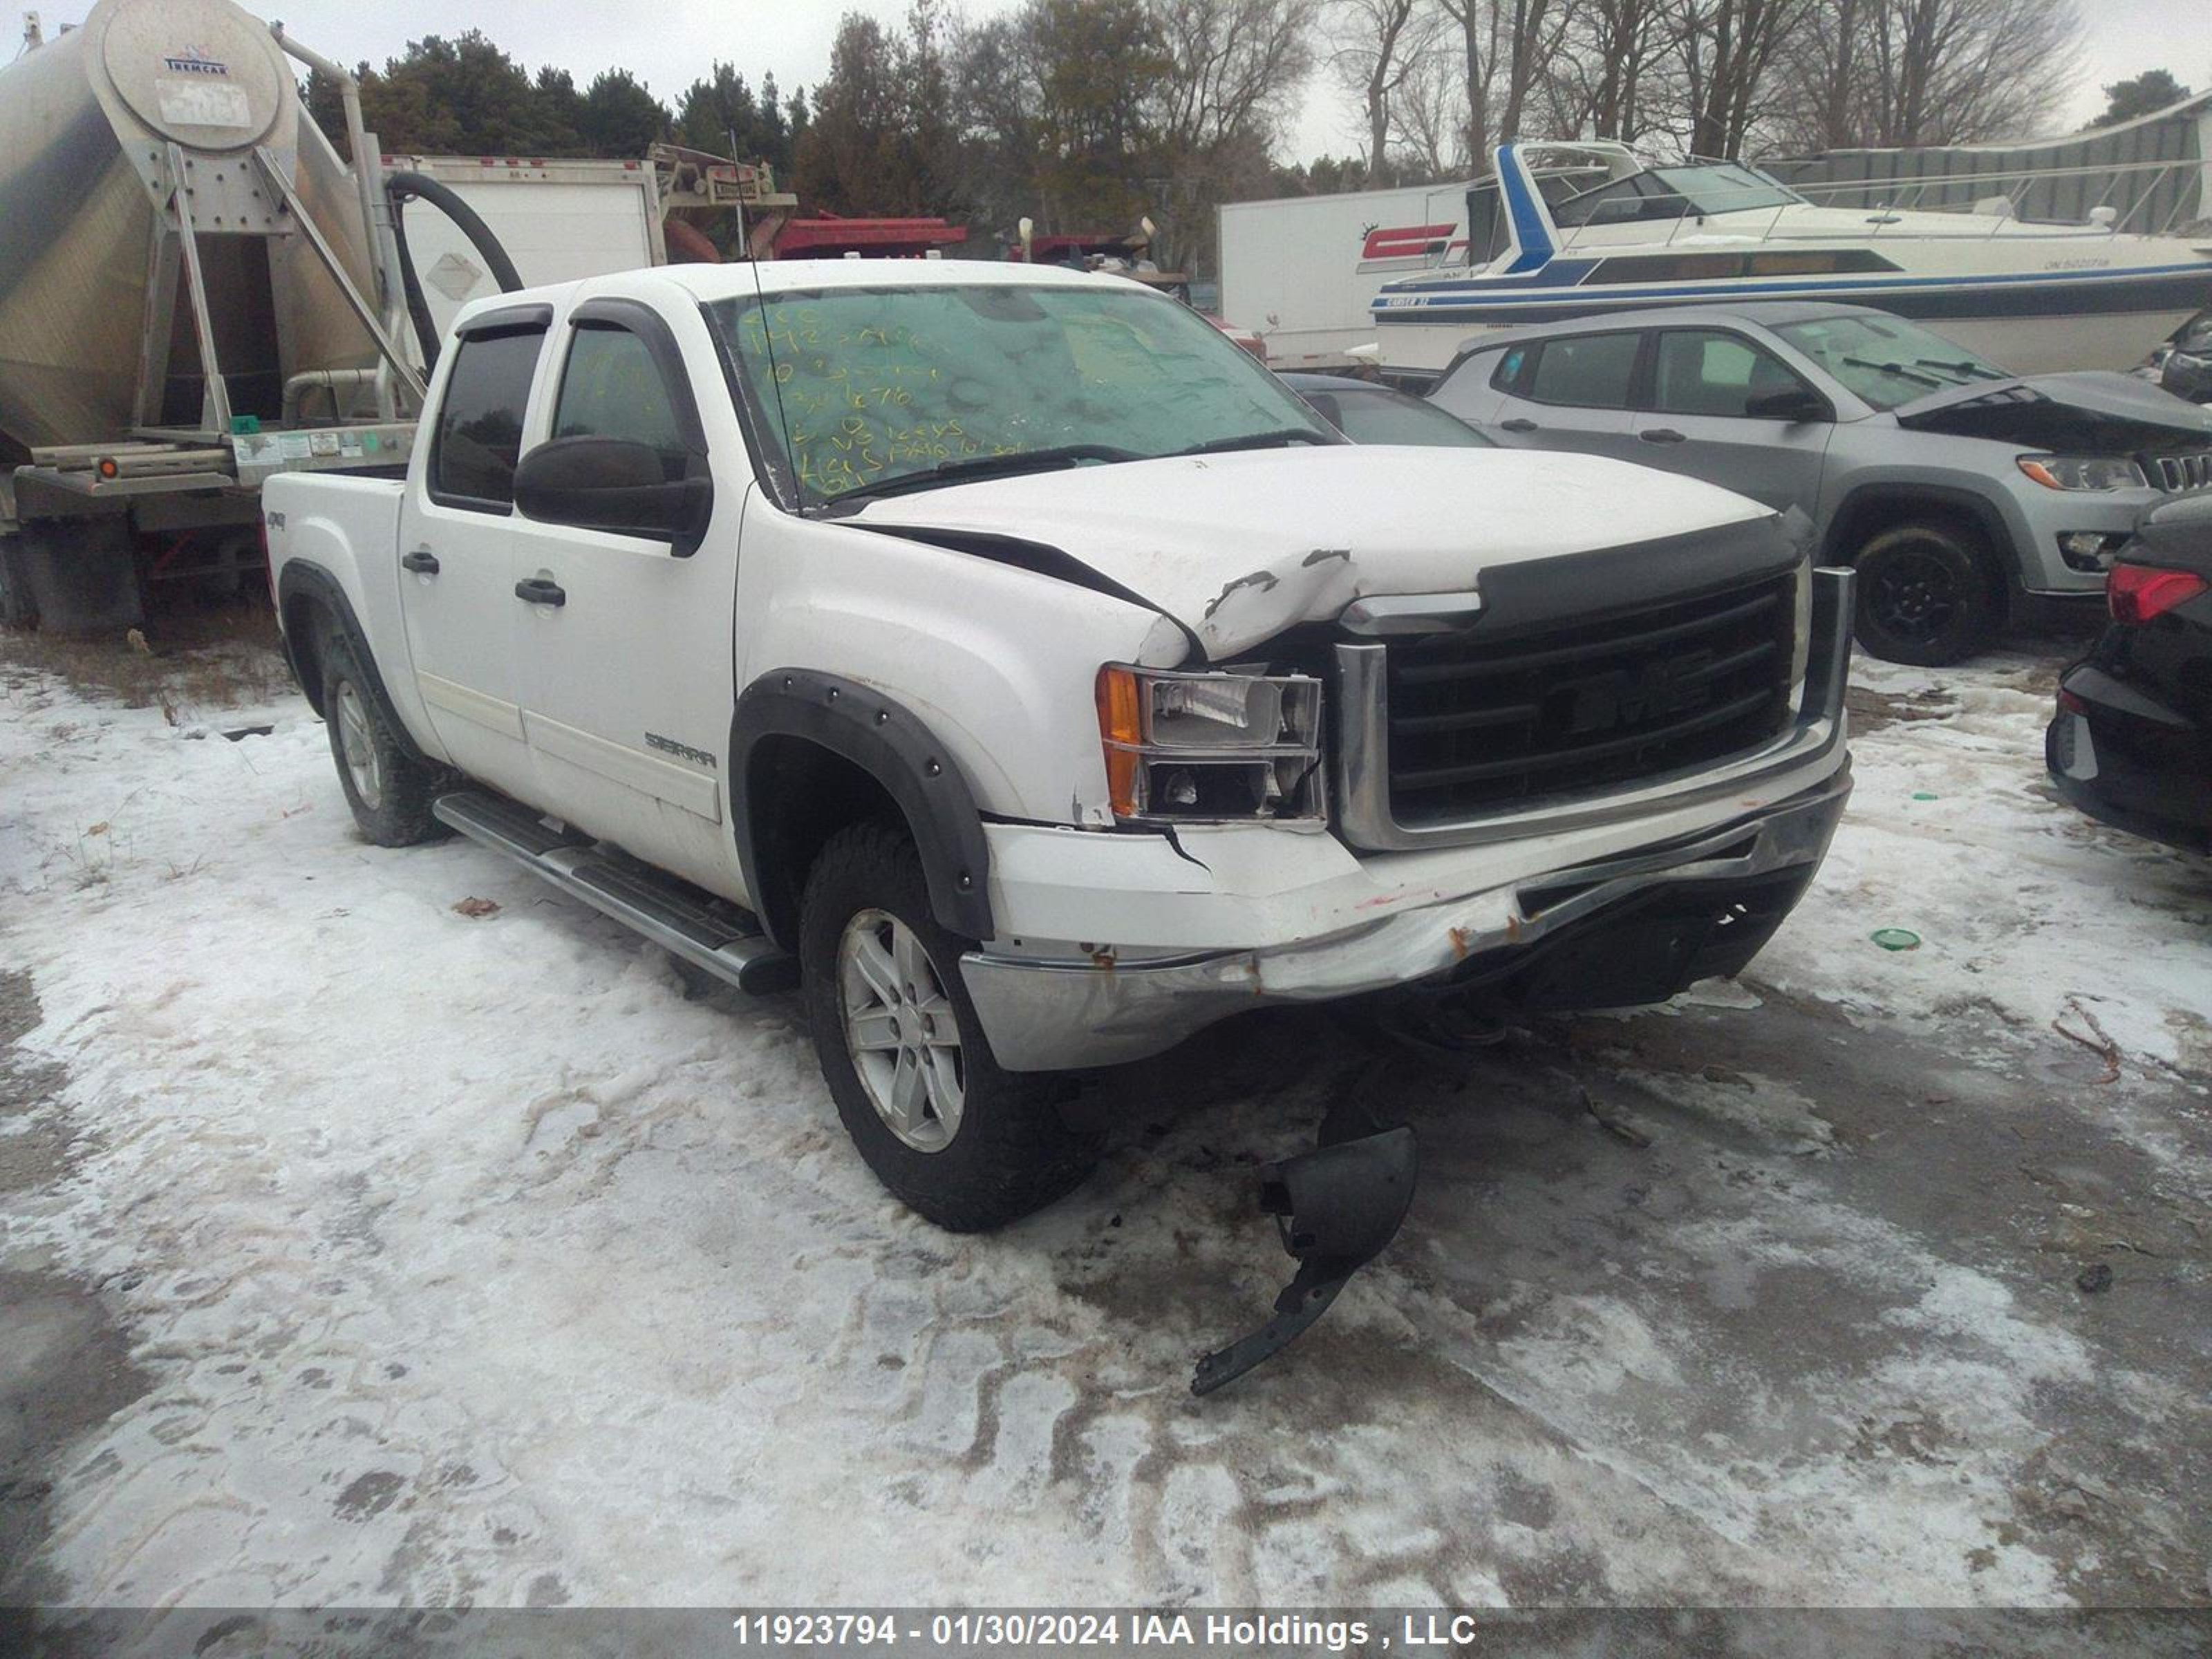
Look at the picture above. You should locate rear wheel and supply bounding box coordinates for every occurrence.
[1851,521,2003,666]
[800,822,1100,1230]
[320,630,450,846]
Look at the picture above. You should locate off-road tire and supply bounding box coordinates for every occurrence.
[1851,520,2003,666]
[800,822,1100,1230]
[320,630,451,847]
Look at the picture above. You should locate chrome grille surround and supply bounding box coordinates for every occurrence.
[1332,567,1854,852]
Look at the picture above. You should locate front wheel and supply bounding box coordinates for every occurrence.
[320,630,451,847]
[1850,521,2003,666]
[800,822,1100,1230]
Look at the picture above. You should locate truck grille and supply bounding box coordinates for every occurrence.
[2153,451,2212,493]
[1380,573,1797,825]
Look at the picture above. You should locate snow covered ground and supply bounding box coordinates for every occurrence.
[1,629,2207,1613]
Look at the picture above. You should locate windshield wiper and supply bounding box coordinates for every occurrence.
[1842,355,1942,388]
[1913,357,2008,381]
[1172,428,1335,457]
[825,444,1141,509]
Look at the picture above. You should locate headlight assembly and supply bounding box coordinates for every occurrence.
[2017,454,2147,492]
[1096,664,1325,825]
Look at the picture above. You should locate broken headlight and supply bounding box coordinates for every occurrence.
[1096,664,1324,825]
[2018,455,2147,492]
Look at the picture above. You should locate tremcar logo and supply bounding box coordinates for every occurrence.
[161,46,229,76]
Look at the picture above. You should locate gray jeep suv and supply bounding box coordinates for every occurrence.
[1432,301,2212,664]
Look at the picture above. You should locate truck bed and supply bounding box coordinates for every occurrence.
[263,471,408,675]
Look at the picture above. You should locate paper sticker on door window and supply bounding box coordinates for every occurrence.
[156,79,253,129]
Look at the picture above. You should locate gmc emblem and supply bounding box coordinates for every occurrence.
[1554,651,1713,737]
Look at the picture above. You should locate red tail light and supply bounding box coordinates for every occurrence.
[2108,563,2208,626]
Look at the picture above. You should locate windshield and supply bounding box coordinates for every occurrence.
[1301,384,1493,448]
[1553,162,1802,227]
[1656,164,1802,215]
[1774,314,2009,410]
[704,281,1335,507]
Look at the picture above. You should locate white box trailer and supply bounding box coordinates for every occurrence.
[382,156,671,341]
[1217,180,1475,371]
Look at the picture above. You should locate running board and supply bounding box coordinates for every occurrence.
[433,790,800,995]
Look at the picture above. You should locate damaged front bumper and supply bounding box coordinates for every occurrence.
[962,762,1853,1071]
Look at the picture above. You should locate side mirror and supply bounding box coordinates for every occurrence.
[1746,388,1829,424]
[512,435,713,555]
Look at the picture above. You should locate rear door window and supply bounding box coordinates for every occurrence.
[1652,330,1814,418]
[552,324,691,482]
[1524,332,1641,409]
[429,327,545,511]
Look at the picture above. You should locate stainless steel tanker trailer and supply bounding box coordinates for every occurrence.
[0,0,798,633]
[0,0,461,630]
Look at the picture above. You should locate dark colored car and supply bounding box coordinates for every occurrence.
[1276,372,1494,447]
[2162,320,2212,404]
[2047,491,2212,853]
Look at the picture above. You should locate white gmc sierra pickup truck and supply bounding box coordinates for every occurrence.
[265,257,1853,1244]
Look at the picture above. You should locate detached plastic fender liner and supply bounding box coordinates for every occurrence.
[1192,1125,1418,1396]
[275,561,436,767]
[730,671,995,948]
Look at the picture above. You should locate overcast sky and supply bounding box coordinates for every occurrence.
[37,0,2205,164]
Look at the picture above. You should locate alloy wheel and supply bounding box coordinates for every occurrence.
[837,908,965,1152]
[1870,550,1958,645]
[335,680,384,811]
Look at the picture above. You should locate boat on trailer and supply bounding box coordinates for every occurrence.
[1371,140,2212,377]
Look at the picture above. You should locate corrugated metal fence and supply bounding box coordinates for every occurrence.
[1763,97,2212,235]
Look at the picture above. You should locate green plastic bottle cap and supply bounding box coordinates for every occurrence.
[1871,928,1921,952]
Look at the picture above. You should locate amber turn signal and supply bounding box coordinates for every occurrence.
[1095,665,1143,818]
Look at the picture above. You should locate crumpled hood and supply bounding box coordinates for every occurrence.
[850,447,1772,657]
[1895,371,2212,435]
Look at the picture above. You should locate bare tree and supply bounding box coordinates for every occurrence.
[1147,0,1317,268]
[1548,0,1671,140]
[1859,0,2084,146]
[1779,0,1868,148]
[1768,0,2085,152]
[1436,0,1576,165]
[1671,0,1817,157]
[1392,38,1472,172]
[1329,0,1450,176]
[1150,0,1320,159]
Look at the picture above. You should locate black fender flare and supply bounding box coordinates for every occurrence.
[731,671,994,946]
[1822,482,2024,594]
[273,561,435,767]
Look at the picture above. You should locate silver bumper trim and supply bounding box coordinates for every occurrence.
[962,762,1853,1072]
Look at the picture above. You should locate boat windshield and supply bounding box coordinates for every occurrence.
[1774,314,2010,410]
[703,281,1334,508]
[1553,162,1803,228]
